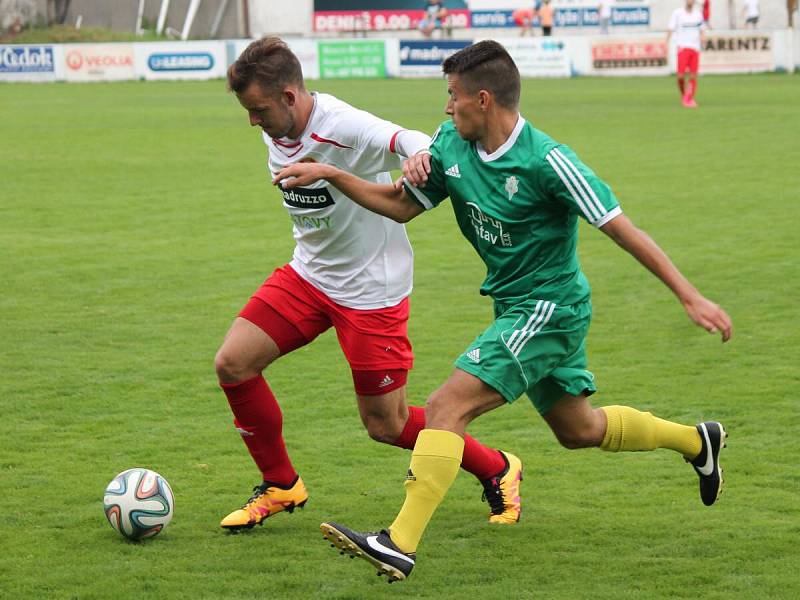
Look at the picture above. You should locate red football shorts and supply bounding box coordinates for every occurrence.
[239,264,414,375]
[677,48,699,75]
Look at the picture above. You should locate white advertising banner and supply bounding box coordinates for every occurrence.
[134,41,226,81]
[0,44,63,82]
[589,34,669,76]
[63,44,135,82]
[491,37,571,78]
[229,38,320,80]
[700,32,775,74]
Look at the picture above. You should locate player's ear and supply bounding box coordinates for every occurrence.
[478,89,491,111]
[283,88,296,107]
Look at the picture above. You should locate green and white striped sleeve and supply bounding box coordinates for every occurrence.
[543,145,621,227]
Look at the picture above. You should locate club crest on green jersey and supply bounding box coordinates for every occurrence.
[504,176,519,201]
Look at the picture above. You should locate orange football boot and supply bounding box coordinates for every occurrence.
[220,476,308,531]
[481,452,523,524]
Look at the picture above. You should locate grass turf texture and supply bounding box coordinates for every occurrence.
[1,74,799,599]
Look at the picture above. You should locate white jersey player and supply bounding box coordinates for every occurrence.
[265,92,418,309]
[667,0,707,108]
[741,0,759,28]
[213,37,518,533]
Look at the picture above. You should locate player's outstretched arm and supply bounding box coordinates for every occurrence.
[273,162,424,223]
[600,214,733,342]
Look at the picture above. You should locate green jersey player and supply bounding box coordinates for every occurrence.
[274,40,732,582]
[403,118,621,415]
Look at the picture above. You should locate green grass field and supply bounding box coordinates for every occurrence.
[2,73,799,599]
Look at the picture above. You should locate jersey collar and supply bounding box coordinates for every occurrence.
[476,115,525,163]
[299,91,320,139]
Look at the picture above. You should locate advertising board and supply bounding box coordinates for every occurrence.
[398,39,471,78]
[492,38,571,78]
[63,44,135,82]
[0,45,59,81]
[471,6,649,29]
[700,32,775,73]
[319,40,385,79]
[590,36,668,76]
[313,0,469,31]
[314,9,470,32]
[134,41,226,80]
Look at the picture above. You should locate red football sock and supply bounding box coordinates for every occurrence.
[393,406,505,481]
[220,375,297,486]
[688,79,697,99]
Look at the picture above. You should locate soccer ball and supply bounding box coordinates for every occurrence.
[103,468,174,540]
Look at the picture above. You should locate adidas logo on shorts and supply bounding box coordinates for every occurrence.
[466,348,481,363]
[378,374,395,388]
[445,164,461,178]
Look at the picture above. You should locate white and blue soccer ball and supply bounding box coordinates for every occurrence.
[103,468,174,540]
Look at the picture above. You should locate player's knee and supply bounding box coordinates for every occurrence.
[553,422,604,449]
[424,388,463,428]
[214,349,257,383]
[363,415,404,444]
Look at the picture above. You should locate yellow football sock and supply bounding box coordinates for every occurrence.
[600,405,701,459]
[388,429,464,554]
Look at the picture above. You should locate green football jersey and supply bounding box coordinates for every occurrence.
[405,118,621,306]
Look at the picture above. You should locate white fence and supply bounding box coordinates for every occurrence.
[1,31,796,83]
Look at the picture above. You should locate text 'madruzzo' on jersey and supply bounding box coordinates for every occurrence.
[280,186,335,208]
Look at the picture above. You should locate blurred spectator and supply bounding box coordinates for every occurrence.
[741,0,759,28]
[598,0,613,34]
[538,0,554,36]
[512,6,536,37]
[419,0,448,38]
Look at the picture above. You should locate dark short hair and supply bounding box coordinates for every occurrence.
[227,36,304,96]
[442,40,520,109]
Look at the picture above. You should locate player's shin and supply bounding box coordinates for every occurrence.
[220,375,297,484]
[388,429,464,553]
[393,406,504,480]
[687,78,697,100]
[600,405,701,459]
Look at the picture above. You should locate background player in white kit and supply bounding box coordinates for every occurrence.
[667,0,707,108]
[740,0,760,28]
[214,37,521,531]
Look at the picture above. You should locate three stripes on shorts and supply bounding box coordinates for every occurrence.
[506,300,555,356]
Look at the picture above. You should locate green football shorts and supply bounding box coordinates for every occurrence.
[454,297,596,415]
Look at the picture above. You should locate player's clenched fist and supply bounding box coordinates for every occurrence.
[401,151,432,188]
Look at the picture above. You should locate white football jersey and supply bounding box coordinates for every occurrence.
[264,93,425,309]
[743,0,759,18]
[669,7,706,51]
